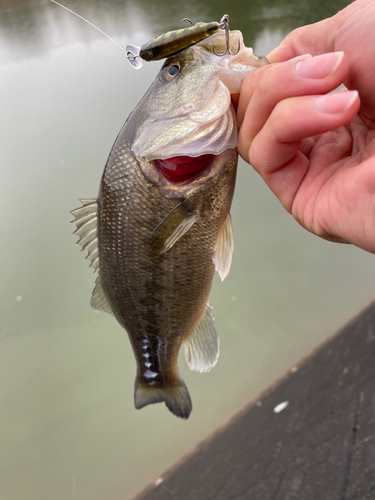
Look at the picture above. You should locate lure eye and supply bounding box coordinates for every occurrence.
[162,63,181,81]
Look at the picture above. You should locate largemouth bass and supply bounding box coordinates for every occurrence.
[71,27,267,419]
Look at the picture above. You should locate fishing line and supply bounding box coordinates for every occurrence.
[50,0,125,52]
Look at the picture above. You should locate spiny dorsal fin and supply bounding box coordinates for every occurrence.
[90,277,114,316]
[212,213,234,281]
[70,199,99,274]
[184,303,219,373]
[147,200,199,257]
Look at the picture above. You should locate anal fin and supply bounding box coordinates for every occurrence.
[184,303,219,373]
[213,213,234,281]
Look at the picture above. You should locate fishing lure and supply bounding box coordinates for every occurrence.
[50,2,238,70]
[126,15,238,69]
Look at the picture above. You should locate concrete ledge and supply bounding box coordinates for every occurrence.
[137,302,375,500]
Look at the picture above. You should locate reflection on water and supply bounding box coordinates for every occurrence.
[0,0,350,61]
[0,0,370,499]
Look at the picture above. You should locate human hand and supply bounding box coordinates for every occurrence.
[237,0,375,253]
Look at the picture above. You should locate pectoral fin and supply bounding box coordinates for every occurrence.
[212,213,234,281]
[147,200,199,257]
[184,303,219,373]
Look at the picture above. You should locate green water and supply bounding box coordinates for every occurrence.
[1,0,372,498]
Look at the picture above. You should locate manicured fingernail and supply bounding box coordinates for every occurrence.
[296,52,344,79]
[314,91,358,113]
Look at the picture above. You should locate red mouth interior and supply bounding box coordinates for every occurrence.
[154,154,214,183]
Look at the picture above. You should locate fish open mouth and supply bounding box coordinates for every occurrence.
[154,154,215,183]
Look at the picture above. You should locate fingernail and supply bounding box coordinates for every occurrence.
[314,91,358,113]
[296,52,344,79]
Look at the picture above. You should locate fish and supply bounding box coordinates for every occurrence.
[71,25,268,419]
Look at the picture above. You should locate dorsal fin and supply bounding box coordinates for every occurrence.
[184,303,219,373]
[71,199,114,316]
[70,199,99,273]
[212,213,234,281]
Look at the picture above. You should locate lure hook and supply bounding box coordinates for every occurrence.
[180,18,206,27]
[181,18,194,26]
[212,14,240,57]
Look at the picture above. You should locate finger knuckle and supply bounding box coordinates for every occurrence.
[240,66,267,99]
[248,142,262,171]
[269,101,289,140]
[255,66,275,98]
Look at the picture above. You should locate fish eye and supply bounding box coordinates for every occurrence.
[162,63,181,81]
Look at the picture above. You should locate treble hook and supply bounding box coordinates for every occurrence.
[180,18,206,27]
[181,18,194,26]
[212,14,240,56]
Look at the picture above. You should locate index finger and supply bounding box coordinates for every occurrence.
[267,17,335,63]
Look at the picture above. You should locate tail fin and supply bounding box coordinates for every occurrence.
[134,377,192,419]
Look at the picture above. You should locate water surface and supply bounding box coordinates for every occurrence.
[1,0,372,499]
